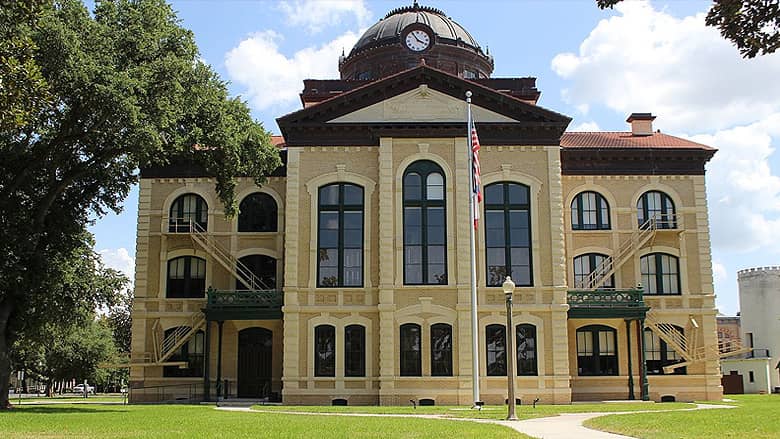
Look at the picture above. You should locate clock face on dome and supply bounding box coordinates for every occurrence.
[405,29,431,52]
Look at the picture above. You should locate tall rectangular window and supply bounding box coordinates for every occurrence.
[400,324,422,376]
[484,183,532,287]
[344,325,366,377]
[314,325,336,377]
[318,184,363,287]
[430,323,453,376]
[403,161,447,285]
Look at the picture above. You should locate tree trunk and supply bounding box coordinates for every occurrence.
[0,298,15,409]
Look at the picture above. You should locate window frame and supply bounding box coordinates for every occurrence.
[571,191,611,230]
[640,253,681,295]
[430,323,453,377]
[166,256,206,298]
[403,161,448,285]
[314,324,336,377]
[643,327,686,375]
[399,323,422,376]
[344,324,366,377]
[163,328,205,377]
[637,190,676,229]
[573,253,614,289]
[317,183,364,288]
[483,182,533,287]
[168,194,208,232]
[238,192,278,232]
[576,325,618,376]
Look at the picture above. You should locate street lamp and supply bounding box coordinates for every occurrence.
[503,275,519,421]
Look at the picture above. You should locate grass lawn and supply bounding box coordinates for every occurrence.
[252,401,695,420]
[585,394,780,438]
[0,403,527,438]
[15,395,126,403]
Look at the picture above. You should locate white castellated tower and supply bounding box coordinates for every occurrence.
[737,266,780,391]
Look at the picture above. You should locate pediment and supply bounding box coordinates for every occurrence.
[327,85,517,124]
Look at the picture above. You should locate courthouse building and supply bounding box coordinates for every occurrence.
[129,2,740,404]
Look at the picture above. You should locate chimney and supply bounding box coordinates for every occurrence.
[626,113,656,136]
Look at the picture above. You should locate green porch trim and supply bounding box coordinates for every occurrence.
[204,288,283,321]
[567,288,649,319]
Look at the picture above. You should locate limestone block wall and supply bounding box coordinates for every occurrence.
[738,266,780,390]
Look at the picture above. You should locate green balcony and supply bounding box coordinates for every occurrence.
[567,288,649,319]
[204,288,283,321]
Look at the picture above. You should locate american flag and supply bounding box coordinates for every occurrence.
[470,120,482,229]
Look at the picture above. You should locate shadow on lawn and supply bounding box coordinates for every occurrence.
[3,406,127,415]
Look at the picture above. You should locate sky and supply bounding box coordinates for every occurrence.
[90,0,780,317]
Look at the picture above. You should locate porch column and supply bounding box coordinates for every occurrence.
[216,321,224,399]
[203,320,211,402]
[637,318,649,400]
[625,319,635,400]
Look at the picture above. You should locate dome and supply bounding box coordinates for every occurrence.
[339,1,493,81]
[350,3,480,56]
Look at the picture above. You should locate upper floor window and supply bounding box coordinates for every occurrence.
[317,183,363,287]
[637,191,676,229]
[169,194,207,232]
[571,191,610,230]
[314,324,335,377]
[576,325,617,376]
[644,327,686,375]
[236,255,276,290]
[573,253,614,289]
[403,161,447,285]
[484,182,532,287]
[430,323,453,377]
[344,325,366,377]
[400,323,422,376]
[238,192,278,232]
[163,328,204,377]
[167,256,206,298]
[640,253,680,295]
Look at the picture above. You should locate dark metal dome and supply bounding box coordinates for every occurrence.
[349,2,481,57]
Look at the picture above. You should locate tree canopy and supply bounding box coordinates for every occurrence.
[596,0,780,58]
[0,0,281,408]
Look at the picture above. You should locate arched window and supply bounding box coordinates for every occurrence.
[573,253,614,289]
[399,323,422,376]
[576,325,618,376]
[640,253,680,295]
[516,324,538,376]
[403,161,447,285]
[571,191,610,230]
[484,182,532,287]
[314,325,335,377]
[486,324,506,376]
[169,194,208,232]
[344,325,366,377]
[236,255,276,290]
[644,327,686,375]
[317,183,364,287]
[637,191,676,229]
[163,328,204,377]
[166,256,206,298]
[430,323,452,377]
[238,192,278,232]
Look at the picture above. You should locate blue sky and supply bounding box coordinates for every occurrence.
[91,0,780,317]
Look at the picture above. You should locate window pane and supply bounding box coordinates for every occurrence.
[431,324,452,377]
[315,325,335,377]
[426,173,444,200]
[487,248,505,266]
[404,173,422,201]
[516,324,537,376]
[320,212,339,230]
[319,185,339,206]
[486,324,506,376]
[507,184,528,205]
[345,325,365,377]
[343,185,363,205]
[343,211,362,229]
[485,185,504,205]
[428,264,447,284]
[400,324,421,376]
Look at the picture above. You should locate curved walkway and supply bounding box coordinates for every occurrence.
[217,402,734,439]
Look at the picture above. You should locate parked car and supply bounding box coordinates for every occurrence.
[73,384,95,394]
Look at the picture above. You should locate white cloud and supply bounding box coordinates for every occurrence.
[98,247,135,282]
[551,1,780,133]
[278,0,371,34]
[225,30,361,113]
[568,121,600,132]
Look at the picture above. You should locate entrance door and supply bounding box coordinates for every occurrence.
[238,327,273,398]
[721,371,744,394]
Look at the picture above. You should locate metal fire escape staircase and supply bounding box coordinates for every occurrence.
[148,219,273,365]
[574,213,750,372]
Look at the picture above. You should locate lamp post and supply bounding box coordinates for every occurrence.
[503,276,519,421]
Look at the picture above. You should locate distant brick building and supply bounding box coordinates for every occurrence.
[129,2,736,404]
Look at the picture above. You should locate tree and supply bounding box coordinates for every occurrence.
[596,0,780,58]
[107,290,133,354]
[0,0,281,408]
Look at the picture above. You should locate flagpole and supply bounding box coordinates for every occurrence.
[466,91,481,407]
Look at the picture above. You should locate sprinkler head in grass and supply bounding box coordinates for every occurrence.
[533,397,540,408]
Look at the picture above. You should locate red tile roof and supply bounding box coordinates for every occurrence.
[561,132,714,150]
[270,135,286,148]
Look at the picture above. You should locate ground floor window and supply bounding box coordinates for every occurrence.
[344,325,365,377]
[163,329,204,378]
[400,324,422,376]
[430,323,452,376]
[315,325,335,377]
[576,325,618,376]
[644,327,686,375]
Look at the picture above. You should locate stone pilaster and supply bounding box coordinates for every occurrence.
[282,148,302,399]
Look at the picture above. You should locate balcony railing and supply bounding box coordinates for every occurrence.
[567,288,648,318]
[205,288,283,320]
